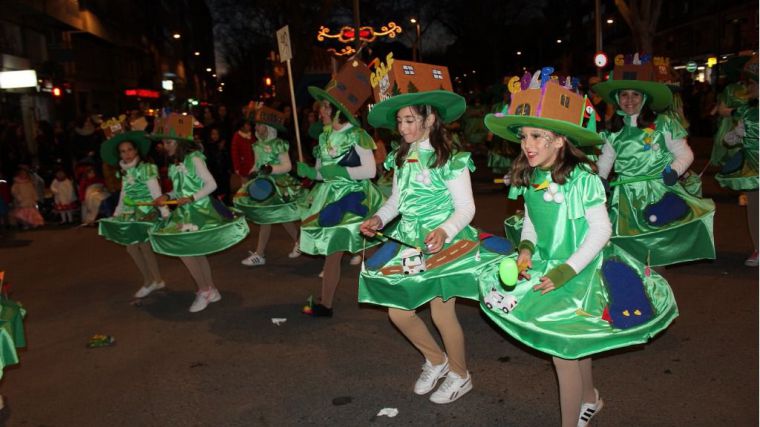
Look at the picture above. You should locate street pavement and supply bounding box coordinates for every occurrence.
[0,142,757,426]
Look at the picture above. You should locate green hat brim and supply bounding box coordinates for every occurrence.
[254,120,287,133]
[592,80,673,112]
[308,86,362,127]
[484,114,603,147]
[367,91,466,129]
[100,131,152,166]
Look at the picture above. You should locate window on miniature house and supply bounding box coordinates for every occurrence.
[560,94,570,108]
[403,65,415,75]
[432,69,443,79]
[515,103,531,116]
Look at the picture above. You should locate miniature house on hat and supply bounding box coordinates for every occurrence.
[370,53,453,102]
[308,60,372,126]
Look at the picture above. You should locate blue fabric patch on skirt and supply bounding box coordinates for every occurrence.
[211,198,234,220]
[318,191,368,227]
[365,241,401,270]
[721,150,744,174]
[601,259,653,329]
[248,178,275,201]
[643,192,689,227]
[480,236,514,254]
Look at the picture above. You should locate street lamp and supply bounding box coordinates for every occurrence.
[556,39,562,44]
[205,67,212,72]
[410,18,421,61]
[516,51,522,56]
[606,18,614,24]
[194,51,200,56]
[172,33,181,39]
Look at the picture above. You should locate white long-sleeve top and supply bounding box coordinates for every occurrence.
[314,123,376,180]
[114,158,169,217]
[520,203,612,274]
[596,113,694,179]
[167,155,217,201]
[50,178,77,204]
[374,139,475,243]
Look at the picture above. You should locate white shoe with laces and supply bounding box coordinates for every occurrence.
[189,288,222,313]
[349,254,362,265]
[429,370,472,404]
[134,281,165,299]
[288,242,302,259]
[241,251,266,266]
[577,388,604,427]
[414,355,450,395]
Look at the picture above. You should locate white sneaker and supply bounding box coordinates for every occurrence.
[134,281,165,298]
[349,254,362,265]
[429,371,472,404]
[577,388,604,427]
[744,251,758,267]
[288,242,302,258]
[241,251,266,266]
[318,270,324,278]
[189,288,222,313]
[414,355,450,395]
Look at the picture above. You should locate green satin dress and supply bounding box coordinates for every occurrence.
[715,101,759,191]
[99,162,162,245]
[358,147,503,310]
[0,296,26,380]
[233,138,305,224]
[710,83,748,166]
[602,115,715,266]
[299,126,385,255]
[479,166,678,359]
[149,152,249,256]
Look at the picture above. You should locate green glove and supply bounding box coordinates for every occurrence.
[319,164,351,179]
[297,162,317,180]
[543,263,577,289]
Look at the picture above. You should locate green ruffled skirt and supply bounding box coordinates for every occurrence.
[149,199,249,257]
[99,212,159,245]
[479,245,678,359]
[233,174,304,224]
[299,178,385,255]
[0,298,26,379]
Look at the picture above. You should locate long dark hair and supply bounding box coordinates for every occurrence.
[170,139,201,164]
[117,140,142,173]
[510,132,598,187]
[394,105,457,169]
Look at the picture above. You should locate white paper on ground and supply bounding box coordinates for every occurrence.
[271,318,287,326]
[376,408,398,418]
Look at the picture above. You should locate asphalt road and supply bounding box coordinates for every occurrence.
[0,145,757,426]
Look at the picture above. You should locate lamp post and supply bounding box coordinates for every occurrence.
[410,18,421,61]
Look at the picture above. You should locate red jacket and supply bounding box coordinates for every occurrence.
[230,131,254,175]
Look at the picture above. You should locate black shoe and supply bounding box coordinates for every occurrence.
[310,303,333,318]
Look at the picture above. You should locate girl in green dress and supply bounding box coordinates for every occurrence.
[714,55,759,266]
[359,89,504,404]
[480,76,678,426]
[593,67,716,266]
[296,98,384,317]
[236,120,304,266]
[149,116,249,312]
[98,127,167,299]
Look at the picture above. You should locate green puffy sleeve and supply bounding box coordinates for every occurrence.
[384,148,399,171]
[657,114,688,140]
[441,151,475,181]
[508,184,527,200]
[355,128,377,150]
[272,138,290,155]
[138,162,159,180]
[564,166,606,220]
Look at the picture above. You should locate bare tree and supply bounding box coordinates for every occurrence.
[614,0,664,53]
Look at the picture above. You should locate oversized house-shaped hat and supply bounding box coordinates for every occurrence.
[307,60,372,127]
[484,67,602,147]
[99,115,151,166]
[367,53,465,129]
[592,53,675,111]
[149,113,195,142]
[252,103,287,133]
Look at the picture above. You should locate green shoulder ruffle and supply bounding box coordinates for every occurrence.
[441,151,475,181]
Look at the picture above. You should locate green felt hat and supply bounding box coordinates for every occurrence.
[484,71,602,147]
[592,54,674,112]
[368,90,466,129]
[100,131,151,166]
[365,55,463,129]
[148,113,195,142]
[308,60,373,127]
